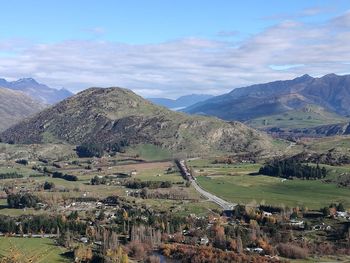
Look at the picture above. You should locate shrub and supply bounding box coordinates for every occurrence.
[29,174,44,178]
[52,171,78,181]
[15,159,28,165]
[277,243,308,259]
[0,172,23,180]
[90,175,107,185]
[43,181,55,190]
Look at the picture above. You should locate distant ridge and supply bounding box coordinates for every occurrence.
[184,73,350,121]
[0,77,73,104]
[0,87,45,131]
[148,94,214,110]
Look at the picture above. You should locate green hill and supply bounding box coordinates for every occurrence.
[1,87,277,156]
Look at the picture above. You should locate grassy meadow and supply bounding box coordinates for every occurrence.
[190,159,350,209]
[246,106,347,129]
[197,175,350,209]
[0,237,70,263]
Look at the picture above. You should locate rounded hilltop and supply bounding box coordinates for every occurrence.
[1,87,276,156]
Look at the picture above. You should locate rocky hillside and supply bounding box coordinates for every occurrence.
[290,122,350,137]
[1,87,275,156]
[184,74,350,121]
[0,78,72,104]
[0,87,46,131]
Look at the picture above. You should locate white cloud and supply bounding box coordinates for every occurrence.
[262,6,333,20]
[0,11,350,98]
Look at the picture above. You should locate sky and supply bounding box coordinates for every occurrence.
[1,0,350,98]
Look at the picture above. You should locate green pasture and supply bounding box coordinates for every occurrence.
[0,237,70,263]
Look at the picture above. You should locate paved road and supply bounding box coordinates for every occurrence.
[191,179,236,210]
[177,159,236,210]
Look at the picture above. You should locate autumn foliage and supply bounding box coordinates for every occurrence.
[160,243,282,263]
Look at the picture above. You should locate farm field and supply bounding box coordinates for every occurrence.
[0,152,203,217]
[126,144,174,161]
[197,175,350,209]
[0,237,70,263]
[190,160,350,209]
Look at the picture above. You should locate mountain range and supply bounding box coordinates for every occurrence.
[0,87,275,156]
[184,74,350,122]
[2,73,350,143]
[148,94,214,110]
[0,87,46,131]
[0,78,73,104]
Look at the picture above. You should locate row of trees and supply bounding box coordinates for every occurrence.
[259,159,327,179]
[52,171,78,181]
[132,188,191,200]
[0,172,23,180]
[125,180,172,189]
[0,214,87,234]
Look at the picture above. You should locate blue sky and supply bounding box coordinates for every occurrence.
[0,0,350,97]
[1,0,347,43]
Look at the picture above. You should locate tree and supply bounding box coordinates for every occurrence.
[43,181,55,190]
[76,143,104,158]
[63,230,72,248]
[236,235,243,254]
[91,175,107,185]
[321,206,330,216]
[7,193,40,208]
[74,245,93,263]
[106,246,128,263]
[68,211,79,220]
[123,209,129,233]
[121,253,129,263]
[337,203,345,212]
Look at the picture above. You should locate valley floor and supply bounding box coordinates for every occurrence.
[0,143,349,262]
[188,159,350,209]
